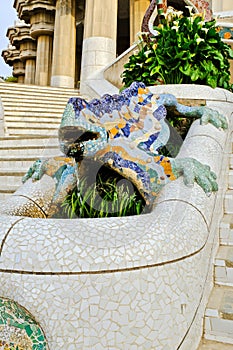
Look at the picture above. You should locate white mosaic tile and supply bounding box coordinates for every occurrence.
[0,199,208,273]
[149,85,227,101]
[0,244,213,350]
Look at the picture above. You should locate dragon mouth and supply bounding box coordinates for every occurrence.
[59,126,100,160]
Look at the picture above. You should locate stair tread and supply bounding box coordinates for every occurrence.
[0,82,79,93]
[0,170,26,175]
[0,154,61,160]
[198,339,233,349]
[220,214,233,228]
[216,246,233,266]
[206,286,233,319]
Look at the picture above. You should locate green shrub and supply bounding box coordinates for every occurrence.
[59,165,148,219]
[121,11,233,90]
[4,76,18,83]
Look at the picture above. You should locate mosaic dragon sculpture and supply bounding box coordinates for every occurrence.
[2,81,225,218]
[142,0,212,37]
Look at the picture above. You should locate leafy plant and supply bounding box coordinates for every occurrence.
[59,168,148,219]
[4,76,17,83]
[121,10,233,91]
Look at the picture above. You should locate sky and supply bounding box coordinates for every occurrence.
[0,1,18,78]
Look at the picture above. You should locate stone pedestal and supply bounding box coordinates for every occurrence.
[80,0,118,94]
[130,0,150,44]
[51,0,76,88]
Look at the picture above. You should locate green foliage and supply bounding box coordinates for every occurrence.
[59,172,147,219]
[121,12,233,91]
[4,76,18,83]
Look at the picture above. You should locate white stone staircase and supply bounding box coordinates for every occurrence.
[0,82,79,136]
[198,136,233,349]
[0,82,80,200]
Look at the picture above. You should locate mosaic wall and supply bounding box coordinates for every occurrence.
[0,298,48,350]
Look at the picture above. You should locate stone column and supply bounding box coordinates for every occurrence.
[20,41,37,85]
[14,0,56,86]
[80,0,118,93]
[211,0,222,12]
[25,60,36,85]
[33,34,53,86]
[212,0,232,12]
[130,0,150,44]
[30,12,54,86]
[7,22,37,85]
[51,0,76,88]
[13,60,25,83]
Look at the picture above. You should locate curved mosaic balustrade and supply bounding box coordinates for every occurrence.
[0,85,232,349]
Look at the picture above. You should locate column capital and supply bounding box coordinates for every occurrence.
[2,45,21,67]
[7,21,35,49]
[14,0,56,22]
[20,42,37,61]
[30,11,55,37]
[14,1,56,37]
[2,46,25,79]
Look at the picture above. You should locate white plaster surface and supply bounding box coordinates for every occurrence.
[0,85,232,349]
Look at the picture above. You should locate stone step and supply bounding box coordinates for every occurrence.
[1,96,74,106]
[204,286,233,344]
[0,171,25,189]
[0,137,59,148]
[230,155,233,170]
[219,216,233,246]
[0,156,50,171]
[198,339,233,349]
[6,121,60,129]
[2,98,71,106]
[6,127,58,137]
[224,190,233,214]
[4,108,65,116]
[0,83,83,200]
[5,119,61,128]
[0,182,22,194]
[215,246,233,286]
[0,145,60,157]
[229,170,233,189]
[0,82,79,95]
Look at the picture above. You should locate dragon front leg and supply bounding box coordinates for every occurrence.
[156,93,228,130]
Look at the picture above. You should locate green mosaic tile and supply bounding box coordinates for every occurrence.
[0,298,48,350]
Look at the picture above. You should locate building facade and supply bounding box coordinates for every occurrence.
[1,0,233,89]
